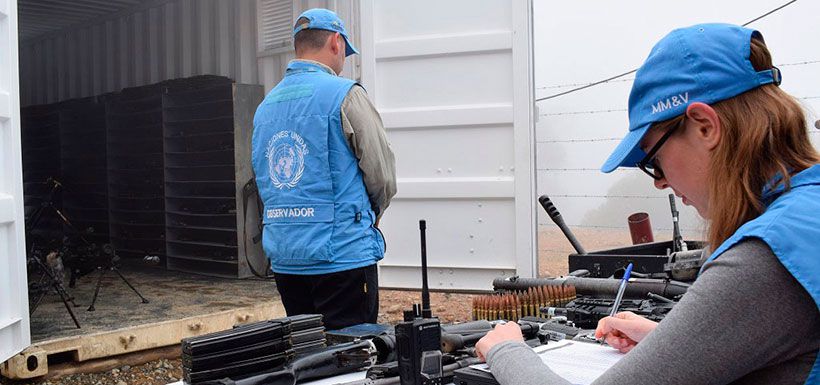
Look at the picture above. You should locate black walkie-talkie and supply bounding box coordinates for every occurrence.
[396,317,442,385]
[395,219,443,385]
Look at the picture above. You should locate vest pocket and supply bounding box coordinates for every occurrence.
[373,225,386,254]
[367,209,386,254]
[263,203,334,265]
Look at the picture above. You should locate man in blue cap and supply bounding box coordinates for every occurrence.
[251,8,396,330]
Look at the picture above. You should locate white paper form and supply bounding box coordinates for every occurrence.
[471,339,624,385]
[535,339,623,384]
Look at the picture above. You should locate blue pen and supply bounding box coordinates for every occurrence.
[610,263,634,317]
[598,263,633,344]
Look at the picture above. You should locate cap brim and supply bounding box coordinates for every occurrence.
[342,35,359,56]
[600,123,651,173]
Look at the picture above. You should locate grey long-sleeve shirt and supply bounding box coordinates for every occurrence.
[291,59,397,219]
[486,239,820,385]
[340,85,397,218]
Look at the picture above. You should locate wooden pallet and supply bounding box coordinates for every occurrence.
[1,302,285,379]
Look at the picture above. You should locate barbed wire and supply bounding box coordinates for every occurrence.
[536,69,638,102]
[536,167,630,172]
[536,78,635,90]
[777,59,820,67]
[537,97,817,118]
[539,108,627,117]
[534,0,800,102]
[536,137,621,143]
[541,194,669,199]
[535,59,819,91]
[538,223,692,231]
[539,248,578,254]
[536,60,819,91]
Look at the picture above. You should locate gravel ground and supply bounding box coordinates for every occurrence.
[0,358,183,385]
[1,289,475,385]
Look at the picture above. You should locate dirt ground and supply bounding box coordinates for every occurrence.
[384,226,647,324]
[2,227,645,385]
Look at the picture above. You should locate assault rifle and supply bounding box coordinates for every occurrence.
[543,296,675,329]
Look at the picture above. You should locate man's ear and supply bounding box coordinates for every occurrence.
[685,102,721,151]
[327,32,342,55]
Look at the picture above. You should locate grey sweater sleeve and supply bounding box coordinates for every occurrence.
[340,85,397,218]
[486,239,820,385]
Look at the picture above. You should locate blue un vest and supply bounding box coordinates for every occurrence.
[251,61,384,275]
[701,164,820,384]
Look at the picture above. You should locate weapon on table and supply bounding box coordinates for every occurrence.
[492,276,690,300]
[542,296,676,329]
[439,320,545,353]
[669,194,687,253]
[340,356,483,385]
[539,195,585,255]
[203,340,377,385]
[542,194,705,281]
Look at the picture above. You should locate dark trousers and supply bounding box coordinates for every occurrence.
[273,264,379,330]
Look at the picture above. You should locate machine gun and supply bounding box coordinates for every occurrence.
[492,275,689,300]
[487,274,684,330]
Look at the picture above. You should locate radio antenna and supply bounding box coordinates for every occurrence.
[419,220,432,318]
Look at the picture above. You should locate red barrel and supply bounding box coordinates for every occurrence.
[628,212,654,245]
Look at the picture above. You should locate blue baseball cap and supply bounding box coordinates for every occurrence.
[293,8,359,57]
[601,23,781,173]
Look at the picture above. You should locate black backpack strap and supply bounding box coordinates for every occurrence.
[242,178,263,243]
[242,177,272,278]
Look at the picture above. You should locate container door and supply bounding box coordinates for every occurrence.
[0,0,31,362]
[360,0,536,290]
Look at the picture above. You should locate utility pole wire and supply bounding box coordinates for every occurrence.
[535,0,800,102]
[741,0,798,26]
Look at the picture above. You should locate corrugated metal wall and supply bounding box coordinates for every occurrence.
[19,0,258,106]
[18,0,145,41]
[256,0,361,93]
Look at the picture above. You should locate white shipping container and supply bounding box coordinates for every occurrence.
[2,0,537,364]
[0,0,31,364]
[360,0,537,290]
[2,0,819,370]
[15,0,538,292]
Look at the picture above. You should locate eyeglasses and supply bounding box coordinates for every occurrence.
[636,117,685,180]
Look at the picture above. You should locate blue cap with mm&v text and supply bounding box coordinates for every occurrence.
[601,23,781,173]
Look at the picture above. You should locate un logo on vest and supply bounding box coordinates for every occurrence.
[266,130,309,189]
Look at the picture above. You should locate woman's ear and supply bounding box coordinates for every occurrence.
[686,102,722,151]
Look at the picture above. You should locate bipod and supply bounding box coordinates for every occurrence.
[87,246,150,311]
[25,179,82,329]
[28,248,81,329]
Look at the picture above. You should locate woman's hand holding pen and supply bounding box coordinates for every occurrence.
[595,311,658,353]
